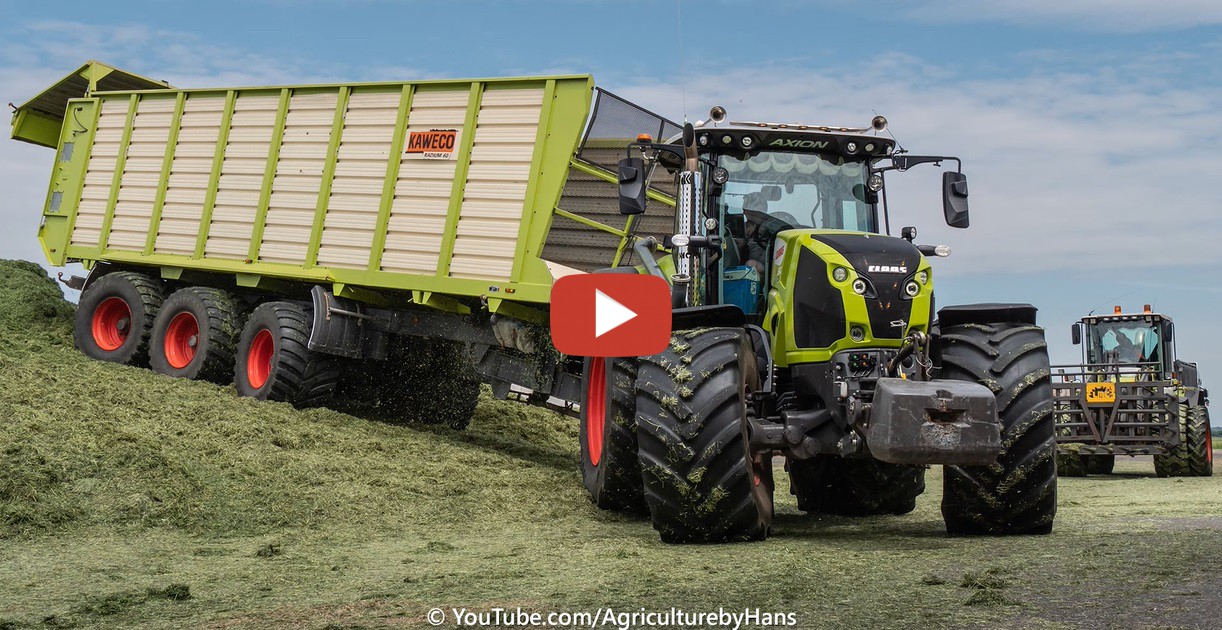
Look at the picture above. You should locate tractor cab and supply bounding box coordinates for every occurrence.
[1072,305,1175,378]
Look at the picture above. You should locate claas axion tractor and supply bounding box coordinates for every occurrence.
[1053,306,1212,477]
[14,63,1057,544]
[582,105,1058,542]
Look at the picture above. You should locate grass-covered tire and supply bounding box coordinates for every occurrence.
[1155,403,1199,477]
[937,322,1057,536]
[636,328,772,544]
[1086,454,1115,475]
[579,356,646,513]
[788,456,925,516]
[235,301,339,408]
[74,271,164,366]
[149,287,245,384]
[1056,451,1087,477]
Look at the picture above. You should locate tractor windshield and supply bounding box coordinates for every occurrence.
[715,151,874,233]
[1087,321,1162,365]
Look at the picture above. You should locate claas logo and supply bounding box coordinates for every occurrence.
[406,129,457,155]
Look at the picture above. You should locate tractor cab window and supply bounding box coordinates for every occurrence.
[1088,322,1161,365]
[712,151,873,316]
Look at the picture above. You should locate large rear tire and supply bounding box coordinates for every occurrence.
[636,328,772,543]
[235,301,339,408]
[579,356,646,513]
[149,287,245,384]
[788,456,925,516]
[937,322,1057,536]
[74,271,164,366]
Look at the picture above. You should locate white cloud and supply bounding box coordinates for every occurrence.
[610,50,1222,276]
[898,0,1222,31]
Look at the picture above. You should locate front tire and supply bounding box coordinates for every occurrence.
[789,456,925,516]
[235,301,339,407]
[580,356,646,513]
[636,328,772,543]
[149,287,245,383]
[937,322,1057,536]
[74,271,164,366]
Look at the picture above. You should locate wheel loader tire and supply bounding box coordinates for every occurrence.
[579,356,646,513]
[788,456,925,516]
[149,287,244,384]
[1056,451,1087,477]
[342,338,480,430]
[74,271,164,366]
[636,328,772,543]
[1187,404,1213,477]
[235,301,339,408]
[937,322,1057,536]
[1155,403,1198,477]
[1086,454,1115,475]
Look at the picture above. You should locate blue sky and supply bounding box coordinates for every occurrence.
[2,0,1221,388]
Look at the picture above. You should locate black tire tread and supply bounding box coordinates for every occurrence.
[938,321,1057,535]
[636,328,771,543]
[581,357,646,513]
[75,271,164,366]
[238,301,339,408]
[151,287,245,383]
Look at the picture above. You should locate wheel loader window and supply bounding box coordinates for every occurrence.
[1089,322,1161,365]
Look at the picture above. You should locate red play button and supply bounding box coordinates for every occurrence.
[551,274,671,357]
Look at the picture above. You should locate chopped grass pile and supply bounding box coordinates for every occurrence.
[1,259,1220,630]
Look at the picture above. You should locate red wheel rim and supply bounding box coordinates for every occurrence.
[163,311,200,369]
[91,297,132,351]
[585,357,607,466]
[247,329,274,389]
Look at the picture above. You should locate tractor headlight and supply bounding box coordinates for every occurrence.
[917,271,928,284]
[867,174,884,192]
[850,325,866,342]
[852,278,867,295]
[904,281,920,297]
[833,266,849,282]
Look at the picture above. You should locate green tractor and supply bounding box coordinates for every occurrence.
[1054,306,1213,477]
[579,106,1058,542]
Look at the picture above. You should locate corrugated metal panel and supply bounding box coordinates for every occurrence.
[106,96,175,250]
[380,89,469,275]
[260,91,338,264]
[448,87,543,280]
[71,98,131,248]
[156,95,224,254]
[205,93,280,259]
[317,88,400,269]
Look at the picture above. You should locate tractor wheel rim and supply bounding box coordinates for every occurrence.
[586,357,607,466]
[164,311,200,369]
[247,329,274,389]
[91,297,132,352]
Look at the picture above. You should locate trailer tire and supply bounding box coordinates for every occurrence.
[579,356,646,513]
[74,271,164,366]
[788,456,925,516]
[937,322,1057,536]
[636,328,772,543]
[235,301,339,407]
[150,287,245,384]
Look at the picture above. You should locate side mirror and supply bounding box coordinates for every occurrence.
[1071,323,1081,345]
[942,171,970,228]
[618,157,647,215]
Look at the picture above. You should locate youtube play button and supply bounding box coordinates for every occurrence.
[551,274,671,357]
